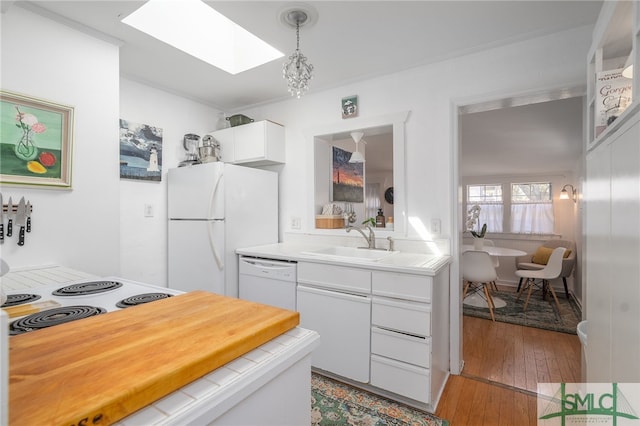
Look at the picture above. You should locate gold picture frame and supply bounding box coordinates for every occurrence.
[0,90,74,188]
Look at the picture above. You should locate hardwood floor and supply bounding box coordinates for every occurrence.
[435,313,582,425]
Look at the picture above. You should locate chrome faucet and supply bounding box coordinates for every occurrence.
[346,225,376,249]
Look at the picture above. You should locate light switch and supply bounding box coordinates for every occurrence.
[144,204,154,217]
[291,217,301,230]
[430,219,441,234]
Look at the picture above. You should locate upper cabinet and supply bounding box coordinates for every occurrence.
[208,120,285,166]
[587,0,640,150]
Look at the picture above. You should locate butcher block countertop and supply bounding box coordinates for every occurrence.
[9,290,300,426]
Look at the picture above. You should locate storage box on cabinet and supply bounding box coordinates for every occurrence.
[372,271,432,302]
[372,296,431,336]
[370,354,430,402]
[371,326,430,368]
[297,262,371,293]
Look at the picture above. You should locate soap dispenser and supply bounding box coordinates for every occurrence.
[375,208,385,228]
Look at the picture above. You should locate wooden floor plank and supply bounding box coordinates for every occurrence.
[436,307,582,426]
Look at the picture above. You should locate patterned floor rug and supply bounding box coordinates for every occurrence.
[311,373,449,426]
[463,288,581,334]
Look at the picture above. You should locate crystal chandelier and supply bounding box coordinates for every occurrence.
[282,10,314,98]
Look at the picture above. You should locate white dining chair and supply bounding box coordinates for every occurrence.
[515,247,566,313]
[483,239,499,291]
[462,250,498,321]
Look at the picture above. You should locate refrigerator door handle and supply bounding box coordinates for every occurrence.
[207,220,224,270]
[208,169,224,220]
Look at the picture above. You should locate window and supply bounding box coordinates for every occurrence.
[510,182,554,234]
[465,182,555,235]
[466,184,503,233]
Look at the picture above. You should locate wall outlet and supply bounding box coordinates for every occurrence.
[430,219,441,234]
[144,204,154,217]
[291,217,301,230]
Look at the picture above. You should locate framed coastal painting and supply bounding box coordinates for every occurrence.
[119,119,163,182]
[0,90,74,188]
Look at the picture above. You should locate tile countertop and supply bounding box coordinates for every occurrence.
[236,242,451,275]
[1,265,319,426]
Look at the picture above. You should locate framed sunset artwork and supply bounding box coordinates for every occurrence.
[332,146,363,203]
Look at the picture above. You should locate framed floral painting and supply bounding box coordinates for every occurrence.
[0,90,74,188]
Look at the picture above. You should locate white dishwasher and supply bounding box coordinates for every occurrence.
[238,256,297,311]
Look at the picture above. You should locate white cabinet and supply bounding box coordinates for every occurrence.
[297,285,371,382]
[585,111,640,382]
[370,270,449,408]
[584,0,640,383]
[297,263,371,383]
[207,120,285,166]
[586,1,640,149]
[296,262,450,411]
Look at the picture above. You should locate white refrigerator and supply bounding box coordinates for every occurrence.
[168,162,278,297]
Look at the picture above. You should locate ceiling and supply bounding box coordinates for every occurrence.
[20,0,602,111]
[13,1,601,176]
[459,96,584,177]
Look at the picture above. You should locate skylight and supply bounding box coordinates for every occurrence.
[121,0,284,75]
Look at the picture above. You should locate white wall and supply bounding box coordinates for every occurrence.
[239,25,591,374]
[119,79,221,286]
[240,26,591,245]
[0,6,120,276]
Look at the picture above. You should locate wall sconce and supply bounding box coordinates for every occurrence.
[560,184,577,203]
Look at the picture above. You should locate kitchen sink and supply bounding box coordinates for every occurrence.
[302,246,399,262]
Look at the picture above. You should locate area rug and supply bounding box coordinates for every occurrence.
[463,289,581,334]
[311,373,448,426]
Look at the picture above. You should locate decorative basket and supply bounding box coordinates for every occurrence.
[226,114,254,127]
[315,215,345,229]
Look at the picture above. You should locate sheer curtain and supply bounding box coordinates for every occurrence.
[511,202,554,234]
[477,203,503,233]
[365,183,381,219]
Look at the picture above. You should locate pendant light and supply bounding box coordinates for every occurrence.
[349,131,365,163]
[282,9,314,98]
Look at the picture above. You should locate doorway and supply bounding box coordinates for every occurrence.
[453,87,584,389]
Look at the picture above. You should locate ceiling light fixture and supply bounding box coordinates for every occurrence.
[282,9,314,98]
[349,131,366,163]
[560,184,577,203]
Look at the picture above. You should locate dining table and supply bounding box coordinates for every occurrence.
[461,244,527,309]
[461,245,527,258]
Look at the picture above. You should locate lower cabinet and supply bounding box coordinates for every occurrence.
[297,284,371,383]
[371,326,430,368]
[370,354,431,402]
[296,261,450,411]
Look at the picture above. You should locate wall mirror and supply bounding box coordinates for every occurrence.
[306,111,409,235]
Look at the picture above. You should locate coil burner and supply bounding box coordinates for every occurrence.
[53,281,123,296]
[9,305,106,335]
[1,293,41,307]
[116,293,173,308]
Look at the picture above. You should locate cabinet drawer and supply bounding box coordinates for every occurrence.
[298,262,371,293]
[371,326,430,368]
[370,354,430,403]
[372,271,432,303]
[372,297,431,336]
